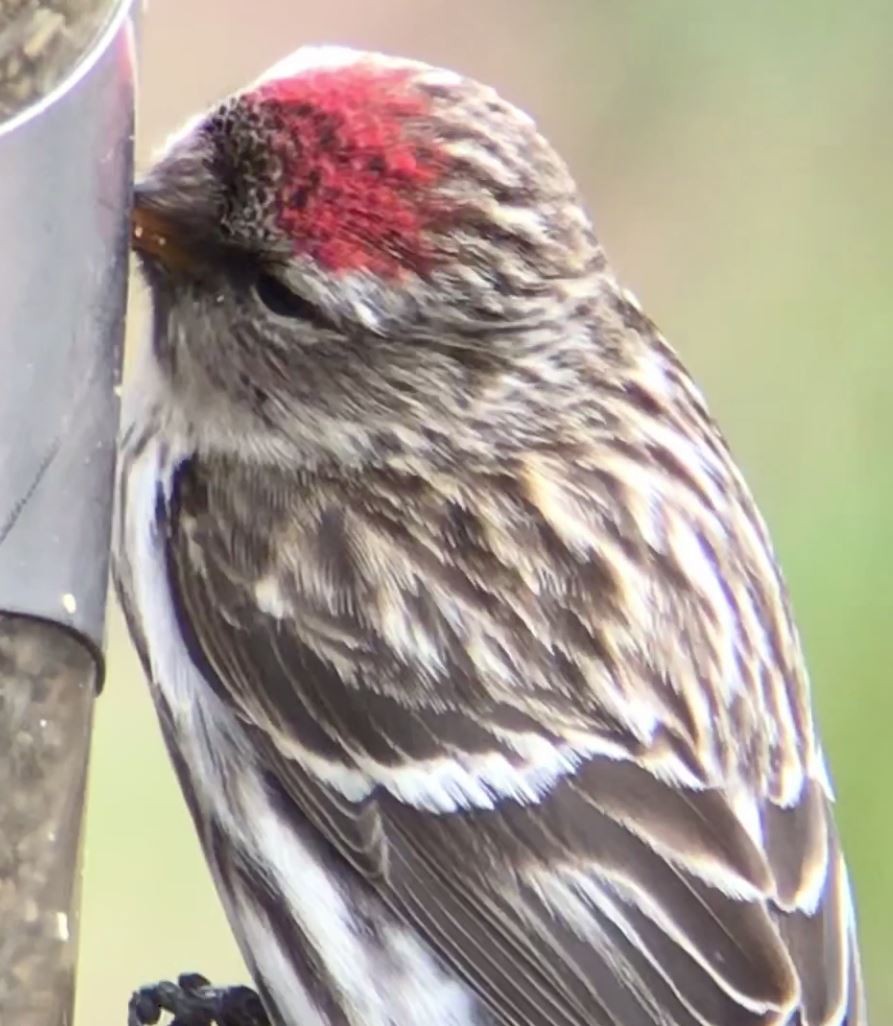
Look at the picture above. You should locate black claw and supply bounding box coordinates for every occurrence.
[212,986,268,1026]
[128,975,269,1026]
[128,986,163,1026]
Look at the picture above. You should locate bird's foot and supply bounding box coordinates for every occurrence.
[128,973,269,1026]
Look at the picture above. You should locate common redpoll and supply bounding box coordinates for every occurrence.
[115,45,866,1026]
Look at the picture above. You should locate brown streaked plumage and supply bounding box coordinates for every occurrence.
[115,45,866,1026]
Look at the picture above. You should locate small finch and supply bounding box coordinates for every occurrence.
[115,45,866,1026]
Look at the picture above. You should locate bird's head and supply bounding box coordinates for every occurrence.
[132,46,609,466]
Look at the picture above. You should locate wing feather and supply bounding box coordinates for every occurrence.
[135,453,865,1026]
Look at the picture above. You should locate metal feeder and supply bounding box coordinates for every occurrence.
[0,2,136,1022]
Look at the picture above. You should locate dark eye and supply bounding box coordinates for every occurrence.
[255,271,329,325]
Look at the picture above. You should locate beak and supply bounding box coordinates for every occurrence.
[131,192,203,274]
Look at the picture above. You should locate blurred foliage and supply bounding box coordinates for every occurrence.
[76,3,892,1023]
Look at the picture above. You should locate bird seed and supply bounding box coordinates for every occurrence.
[0,0,117,123]
[0,615,95,1026]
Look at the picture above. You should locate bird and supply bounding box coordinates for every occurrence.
[114,44,866,1026]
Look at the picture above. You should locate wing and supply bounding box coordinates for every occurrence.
[154,451,864,1026]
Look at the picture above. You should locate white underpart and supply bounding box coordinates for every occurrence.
[248,797,392,1026]
[125,435,484,1026]
[377,927,480,1025]
[234,897,329,1026]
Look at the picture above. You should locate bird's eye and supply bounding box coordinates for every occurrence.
[255,271,329,324]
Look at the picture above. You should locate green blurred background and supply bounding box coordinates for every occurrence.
[76,2,893,1022]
